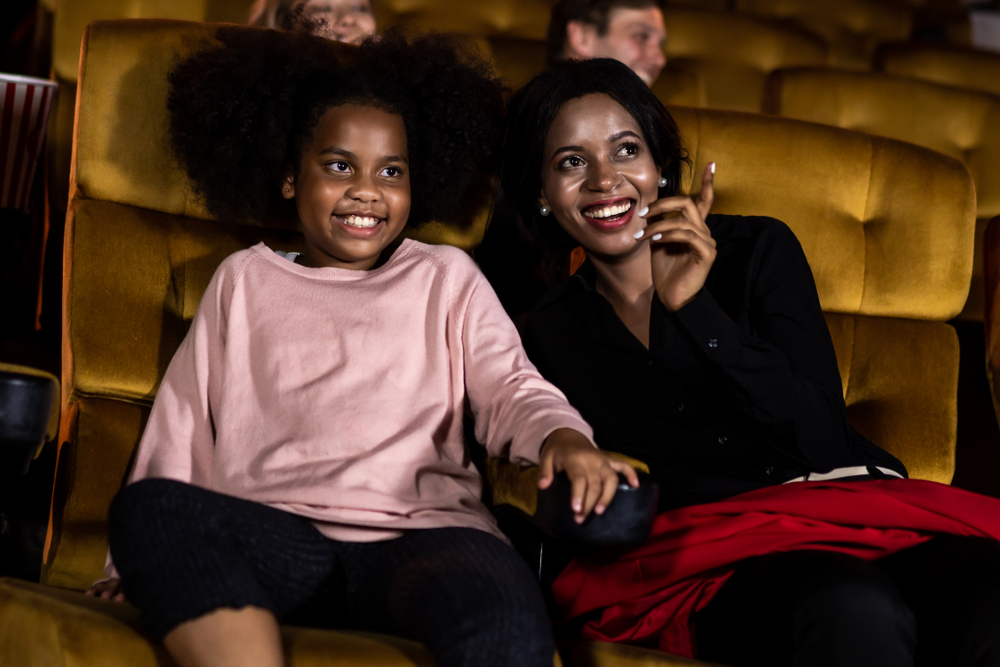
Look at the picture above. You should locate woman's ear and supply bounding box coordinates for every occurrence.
[537,189,552,216]
[281,172,295,200]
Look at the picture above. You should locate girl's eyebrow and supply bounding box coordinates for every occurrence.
[550,130,642,160]
[318,147,409,163]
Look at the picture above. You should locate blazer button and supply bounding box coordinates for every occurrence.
[708,338,718,348]
[717,436,727,445]
[765,466,774,476]
[677,404,685,412]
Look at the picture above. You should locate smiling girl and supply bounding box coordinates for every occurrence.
[85,29,636,667]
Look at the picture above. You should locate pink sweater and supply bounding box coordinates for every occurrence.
[121,240,593,551]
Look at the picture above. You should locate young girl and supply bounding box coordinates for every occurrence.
[493,57,1000,666]
[85,29,637,667]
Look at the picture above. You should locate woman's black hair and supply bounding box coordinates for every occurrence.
[167,26,504,227]
[499,57,689,273]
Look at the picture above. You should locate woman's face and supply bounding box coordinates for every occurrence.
[297,0,376,44]
[285,103,410,270]
[539,93,660,260]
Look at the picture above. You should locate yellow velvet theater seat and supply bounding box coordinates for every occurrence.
[986,215,1000,430]
[875,41,1000,98]
[735,0,912,69]
[762,66,1000,320]
[0,18,975,667]
[44,0,257,326]
[653,7,827,113]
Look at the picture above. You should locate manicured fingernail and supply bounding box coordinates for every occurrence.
[572,500,582,512]
[637,206,649,217]
[595,505,606,515]
[633,230,645,239]
[651,233,662,241]
[710,162,716,174]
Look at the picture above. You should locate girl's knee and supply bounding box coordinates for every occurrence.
[109,479,204,542]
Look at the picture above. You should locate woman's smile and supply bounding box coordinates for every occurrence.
[540,93,659,258]
[581,197,636,230]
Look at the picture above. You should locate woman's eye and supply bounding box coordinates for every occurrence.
[559,156,585,169]
[328,161,351,173]
[616,143,640,158]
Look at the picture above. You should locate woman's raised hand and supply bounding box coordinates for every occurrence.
[85,577,126,602]
[635,163,717,312]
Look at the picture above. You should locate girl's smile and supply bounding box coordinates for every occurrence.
[284,103,410,270]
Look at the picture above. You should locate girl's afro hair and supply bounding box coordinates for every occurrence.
[167,26,505,228]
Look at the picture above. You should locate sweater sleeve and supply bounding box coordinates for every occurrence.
[103,255,236,579]
[658,220,851,470]
[455,260,595,465]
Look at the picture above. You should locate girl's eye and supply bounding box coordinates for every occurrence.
[328,161,351,173]
[616,142,640,158]
[381,166,402,178]
[559,156,585,169]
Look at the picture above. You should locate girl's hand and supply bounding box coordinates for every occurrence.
[85,578,126,602]
[635,163,717,312]
[538,428,640,524]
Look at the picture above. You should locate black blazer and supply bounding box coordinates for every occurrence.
[524,214,906,511]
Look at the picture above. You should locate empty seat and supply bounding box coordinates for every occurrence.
[658,7,827,112]
[875,41,1000,97]
[736,0,912,69]
[763,67,1000,320]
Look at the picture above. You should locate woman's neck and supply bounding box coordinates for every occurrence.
[590,244,656,348]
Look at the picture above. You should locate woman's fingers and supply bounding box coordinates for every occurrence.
[642,224,717,252]
[696,162,715,220]
[637,162,716,234]
[637,196,707,236]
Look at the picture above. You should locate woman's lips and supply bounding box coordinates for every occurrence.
[581,198,635,231]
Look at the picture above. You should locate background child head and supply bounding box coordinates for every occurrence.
[167,28,504,247]
[248,0,377,45]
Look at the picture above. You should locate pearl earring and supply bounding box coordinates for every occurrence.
[539,204,551,216]
[657,176,668,188]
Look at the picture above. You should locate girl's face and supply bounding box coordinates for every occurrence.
[297,0,376,45]
[539,93,660,260]
[285,104,410,270]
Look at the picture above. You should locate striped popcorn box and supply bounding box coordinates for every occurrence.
[0,73,57,211]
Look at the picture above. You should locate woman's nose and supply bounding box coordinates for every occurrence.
[586,160,622,191]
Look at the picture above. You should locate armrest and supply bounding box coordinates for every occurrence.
[485,454,659,547]
[0,364,59,475]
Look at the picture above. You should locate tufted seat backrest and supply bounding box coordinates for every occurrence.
[669,105,973,487]
[762,66,1000,319]
[735,0,911,69]
[655,8,827,112]
[874,41,1000,98]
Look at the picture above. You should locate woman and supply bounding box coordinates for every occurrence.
[248,0,376,44]
[495,57,1000,666]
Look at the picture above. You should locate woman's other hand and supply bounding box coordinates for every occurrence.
[538,428,640,524]
[85,578,126,602]
[636,162,717,311]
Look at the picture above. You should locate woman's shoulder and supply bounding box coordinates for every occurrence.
[707,213,795,244]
